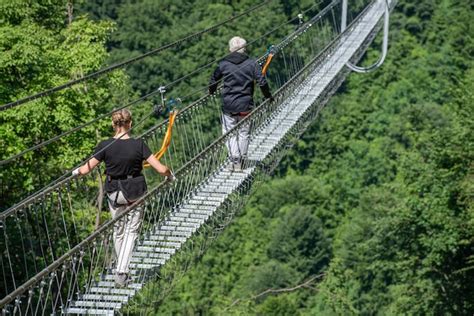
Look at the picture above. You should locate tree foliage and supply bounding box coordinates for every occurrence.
[0,0,129,207]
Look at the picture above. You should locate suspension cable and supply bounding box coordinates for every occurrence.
[0,107,156,218]
[0,88,159,166]
[162,0,330,93]
[342,0,390,72]
[0,0,271,113]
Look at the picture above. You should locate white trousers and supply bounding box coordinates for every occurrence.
[222,113,250,163]
[107,191,143,274]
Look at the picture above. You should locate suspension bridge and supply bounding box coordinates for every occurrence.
[0,0,394,314]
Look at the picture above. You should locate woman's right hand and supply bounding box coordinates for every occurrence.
[146,155,172,177]
[166,170,176,182]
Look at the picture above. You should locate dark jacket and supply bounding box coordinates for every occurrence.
[209,52,272,114]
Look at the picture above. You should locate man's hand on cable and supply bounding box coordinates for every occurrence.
[260,83,274,102]
[209,85,217,96]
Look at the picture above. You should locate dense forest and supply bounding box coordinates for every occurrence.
[1,0,473,314]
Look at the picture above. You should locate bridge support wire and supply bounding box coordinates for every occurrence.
[341,0,390,73]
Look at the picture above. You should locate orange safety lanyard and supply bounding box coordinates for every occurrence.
[262,53,274,77]
[143,110,178,168]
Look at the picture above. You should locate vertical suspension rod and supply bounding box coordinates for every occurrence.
[341,0,348,32]
[341,0,390,73]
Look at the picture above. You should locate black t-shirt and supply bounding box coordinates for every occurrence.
[93,138,152,177]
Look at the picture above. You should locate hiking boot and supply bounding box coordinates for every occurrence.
[225,161,237,171]
[225,160,243,172]
[114,273,129,288]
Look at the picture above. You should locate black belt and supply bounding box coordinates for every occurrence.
[107,174,142,181]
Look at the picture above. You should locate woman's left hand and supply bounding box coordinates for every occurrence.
[72,168,81,176]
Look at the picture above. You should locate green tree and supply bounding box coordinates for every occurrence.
[0,0,129,207]
[268,206,330,276]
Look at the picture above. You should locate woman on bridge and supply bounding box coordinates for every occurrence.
[72,109,173,287]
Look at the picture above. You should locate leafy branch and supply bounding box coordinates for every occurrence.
[226,273,325,310]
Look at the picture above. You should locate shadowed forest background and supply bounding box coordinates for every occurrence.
[0,0,473,314]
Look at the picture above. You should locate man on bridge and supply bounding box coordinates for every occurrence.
[209,36,274,171]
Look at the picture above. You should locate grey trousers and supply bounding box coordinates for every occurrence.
[222,113,250,163]
[107,191,143,274]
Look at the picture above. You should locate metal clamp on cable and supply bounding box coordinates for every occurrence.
[153,97,181,118]
[153,103,165,118]
[297,13,304,29]
[167,98,182,112]
[158,85,167,110]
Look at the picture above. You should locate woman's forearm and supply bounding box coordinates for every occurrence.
[77,158,100,176]
[146,155,170,176]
